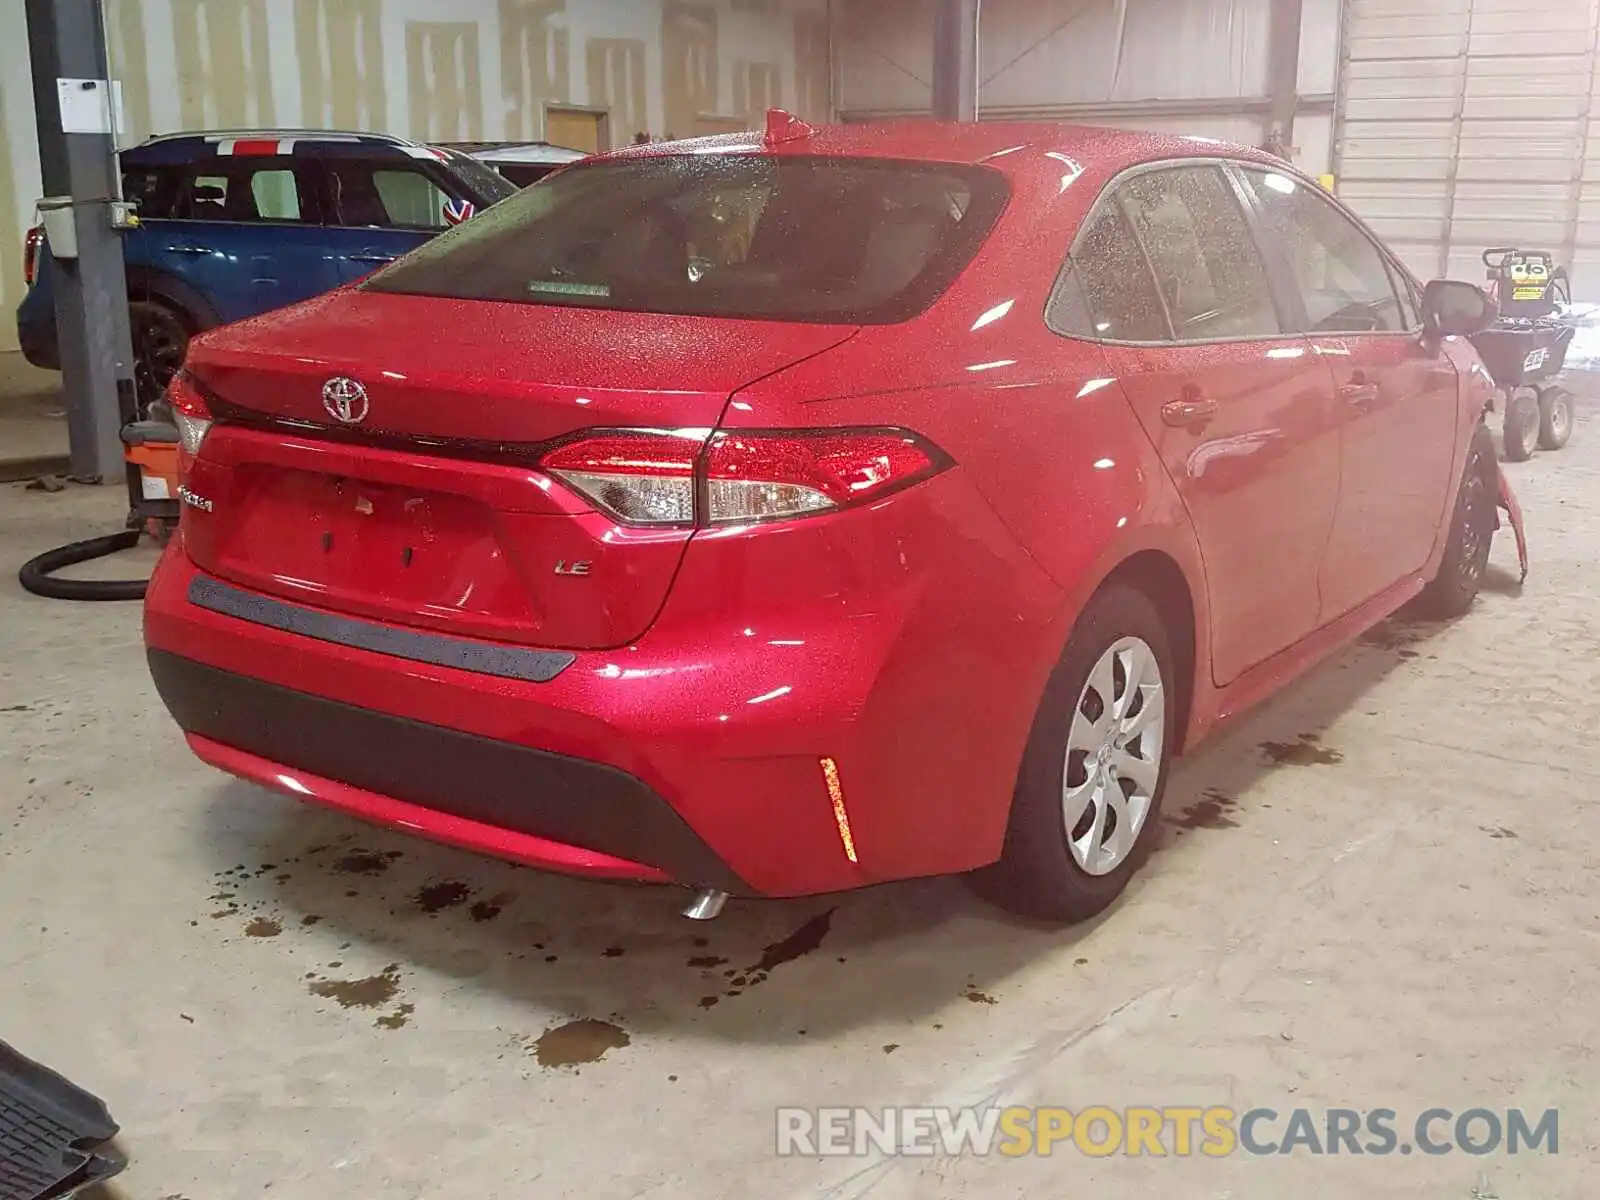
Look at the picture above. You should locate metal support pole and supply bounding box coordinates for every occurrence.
[932,0,981,122]
[1265,0,1304,157]
[24,0,134,482]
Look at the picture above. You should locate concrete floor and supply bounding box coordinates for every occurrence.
[0,350,68,476]
[2,402,1597,1199]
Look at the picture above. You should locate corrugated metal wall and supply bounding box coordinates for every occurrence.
[835,0,1342,175]
[1336,0,1600,290]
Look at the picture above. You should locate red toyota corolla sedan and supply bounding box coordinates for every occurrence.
[145,114,1526,921]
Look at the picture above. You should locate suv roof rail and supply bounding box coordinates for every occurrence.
[139,128,424,147]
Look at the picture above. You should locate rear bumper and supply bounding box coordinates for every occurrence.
[143,470,1064,897]
[16,313,58,371]
[144,549,886,897]
[151,650,747,891]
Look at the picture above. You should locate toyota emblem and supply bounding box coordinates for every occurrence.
[322,377,369,425]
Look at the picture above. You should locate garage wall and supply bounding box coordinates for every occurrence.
[835,0,1342,175]
[1336,0,1600,291]
[0,0,828,351]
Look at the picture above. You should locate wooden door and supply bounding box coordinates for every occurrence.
[545,107,609,154]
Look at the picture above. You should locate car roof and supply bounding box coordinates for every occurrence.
[122,129,454,166]
[463,142,589,166]
[601,118,1287,179]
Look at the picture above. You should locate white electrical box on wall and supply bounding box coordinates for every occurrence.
[56,77,124,135]
[38,197,78,261]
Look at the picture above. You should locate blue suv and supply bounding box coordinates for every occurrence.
[17,129,518,406]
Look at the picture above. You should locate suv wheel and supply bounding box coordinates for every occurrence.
[130,300,190,413]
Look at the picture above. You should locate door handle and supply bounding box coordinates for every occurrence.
[347,252,396,264]
[1338,379,1381,406]
[1161,395,1218,428]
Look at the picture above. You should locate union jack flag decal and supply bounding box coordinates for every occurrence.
[443,198,476,226]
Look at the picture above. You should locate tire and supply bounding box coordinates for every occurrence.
[1503,389,1540,462]
[1417,422,1497,620]
[1537,386,1573,450]
[130,299,191,414]
[972,584,1177,922]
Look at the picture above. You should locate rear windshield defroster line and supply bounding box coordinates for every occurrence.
[363,154,1010,324]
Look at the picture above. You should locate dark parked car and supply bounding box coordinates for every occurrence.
[16,128,517,406]
[441,141,590,188]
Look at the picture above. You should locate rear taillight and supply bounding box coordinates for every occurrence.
[541,430,703,524]
[168,374,212,474]
[22,226,42,286]
[541,427,949,527]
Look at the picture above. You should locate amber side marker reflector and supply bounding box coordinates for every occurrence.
[819,756,858,864]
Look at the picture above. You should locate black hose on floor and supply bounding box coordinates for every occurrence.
[18,529,148,601]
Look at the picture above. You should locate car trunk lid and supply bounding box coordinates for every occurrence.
[181,290,857,650]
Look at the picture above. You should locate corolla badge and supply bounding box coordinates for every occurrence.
[322,377,369,425]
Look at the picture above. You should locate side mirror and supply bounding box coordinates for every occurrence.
[1421,279,1496,341]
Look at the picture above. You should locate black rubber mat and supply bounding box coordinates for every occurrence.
[0,1041,124,1200]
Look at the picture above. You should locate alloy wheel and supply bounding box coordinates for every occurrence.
[131,306,188,412]
[1457,465,1492,587]
[1062,636,1166,876]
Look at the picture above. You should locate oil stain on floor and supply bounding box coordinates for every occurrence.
[1168,788,1240,830]
[1260,732,1343,767]
[332,849,404,876]
[533,1019,631,1068]
[413,881,473,914]
[376,1003,415,1031]
[309,964,402,1009]
[692,908,838,1008]
[468,892,514,923]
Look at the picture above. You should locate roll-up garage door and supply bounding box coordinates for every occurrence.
[1335,0,1600,295]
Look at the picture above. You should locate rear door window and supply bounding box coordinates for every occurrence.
[1051,203,1170,342]
[373,169,453,229]
[123,166,180,220]
[174,160,316,224]
[1118,165,1281,341]
[1239,168,1406,334]
[364,155,1009,324]
[325,162,462,230]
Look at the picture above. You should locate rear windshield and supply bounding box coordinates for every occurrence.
[437,147,521,206]
[364,154,1009,323]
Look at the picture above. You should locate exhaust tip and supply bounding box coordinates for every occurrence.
[682,888,729,921]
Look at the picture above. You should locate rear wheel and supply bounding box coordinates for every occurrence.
[973,584,1175,922]
[130,299,191,414]
[1418,422,1497,619]
[1503,388,1540,462]
[1537,386,1573,450]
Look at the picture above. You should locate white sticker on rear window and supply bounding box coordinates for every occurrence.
[527,280,610,297]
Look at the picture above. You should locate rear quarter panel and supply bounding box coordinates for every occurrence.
[732,143,1211,677]
[710,148,1215,864]
[17,247,54,325]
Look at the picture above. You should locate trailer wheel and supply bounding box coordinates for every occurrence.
[1537,386,1573,450]
[1503,388,1540,461]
